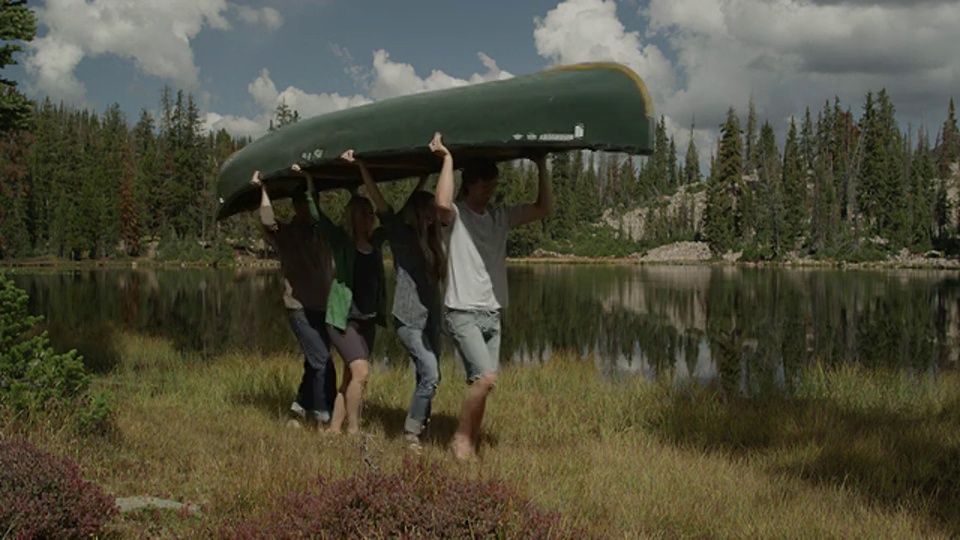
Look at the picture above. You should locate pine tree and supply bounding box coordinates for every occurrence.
[133,109,161,237]
[667,136,678,190]
[546,151,576,241]
[938,98,958,179]
[269,99,300,131]
[684,121,701,184]
[808,102,842,253]
[799,107,815,174]
[119,154,139,255]
[744,96,758,175]
[0,0,36,133]
[754,122,782,256]
[859,90,908,246]
[810,153,839,253]
[703,108,743,253]
[781,118,805,247]
[910,128,935,250]
[0,129,31,257]
[98,103,128,256]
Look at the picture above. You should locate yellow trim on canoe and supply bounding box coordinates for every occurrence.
[548,62,654,117]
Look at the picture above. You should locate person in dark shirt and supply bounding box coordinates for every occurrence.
[342,148,445,454]
[252,169,336,429]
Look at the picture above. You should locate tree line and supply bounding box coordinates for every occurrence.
[703,94,959,260]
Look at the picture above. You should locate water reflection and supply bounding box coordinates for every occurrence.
[8,265,960,396]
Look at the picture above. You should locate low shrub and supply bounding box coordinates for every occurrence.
[222,458,582,539]
[0,437,117,539]
[0,274,114,434]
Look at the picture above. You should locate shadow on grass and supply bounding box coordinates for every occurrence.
[228,370,295,420]
[649,389,960,536]
[362,402,499,451]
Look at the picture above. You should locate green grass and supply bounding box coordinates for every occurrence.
[7,332,960,538]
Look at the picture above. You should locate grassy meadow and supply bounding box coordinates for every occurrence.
[7,330,960,538]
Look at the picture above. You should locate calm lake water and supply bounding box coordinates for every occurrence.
[8,265,960,396]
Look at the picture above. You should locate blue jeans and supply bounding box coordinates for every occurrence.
[444,309,501,384]
[397,319,441,435]
[287,308,336,423]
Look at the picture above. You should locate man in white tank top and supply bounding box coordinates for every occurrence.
[431,133,551,461]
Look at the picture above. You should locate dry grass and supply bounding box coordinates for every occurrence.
[8,331,960,538]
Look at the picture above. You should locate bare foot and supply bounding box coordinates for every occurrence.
[450,434,476,462]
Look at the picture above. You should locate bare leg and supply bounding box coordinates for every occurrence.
[344,360,369,434]
[327,365,351,434]
[451,373,496,461]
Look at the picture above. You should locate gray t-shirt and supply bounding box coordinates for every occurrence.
[442,200,521,311]
[378,208,441,329]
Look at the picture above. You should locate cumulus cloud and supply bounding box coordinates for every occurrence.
[204,68,373,138]
[534,0,675,106]
[233,5,283,31]
[206,51,513,138]
[534,0,960,163]
[368,50,513,101]
[650,0,959,123]
[23,0,285,105]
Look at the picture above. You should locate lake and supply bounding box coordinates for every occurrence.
[8,265,960,397]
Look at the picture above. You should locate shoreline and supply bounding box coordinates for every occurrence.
[2,255,959,271]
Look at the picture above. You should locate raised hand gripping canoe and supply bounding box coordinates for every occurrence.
[215,62,655,220]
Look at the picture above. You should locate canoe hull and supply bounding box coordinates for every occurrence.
[215,62,655,220]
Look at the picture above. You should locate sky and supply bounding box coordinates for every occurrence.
[7,0,960,158]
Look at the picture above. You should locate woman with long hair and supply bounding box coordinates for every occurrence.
[341,148,446,454]
[292,164,387,436]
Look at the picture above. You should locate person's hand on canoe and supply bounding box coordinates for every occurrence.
[340,149,356,163]
[250,170,263,188]
[291,163,316,182]
[429,132,450,158]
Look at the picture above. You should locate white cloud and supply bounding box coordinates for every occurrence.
[248,68,280,110]
[368,50,513,101]
[642,0,960,135]
[205,51,513,138]
[234,5,283,31]
[203,112,266,138]
[532,0,960,167]
[533,0,676,107]
[23,36,86,106]
[25,0,235,104]
[23,0,281,105]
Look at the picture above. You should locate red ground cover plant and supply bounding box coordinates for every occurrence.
[0,437,117,539]
[221,457,584,539]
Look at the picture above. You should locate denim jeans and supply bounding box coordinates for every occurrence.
[287,308,336,423]
[444,309,501,384]
[396,319,441,435]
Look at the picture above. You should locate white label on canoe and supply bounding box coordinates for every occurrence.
[301,148,325,162]
[521,124,585,142]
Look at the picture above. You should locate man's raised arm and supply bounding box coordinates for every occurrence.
[509,155,552,229]
[431,132,456,225]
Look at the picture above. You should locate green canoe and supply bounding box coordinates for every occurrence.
[215,62,655,220]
